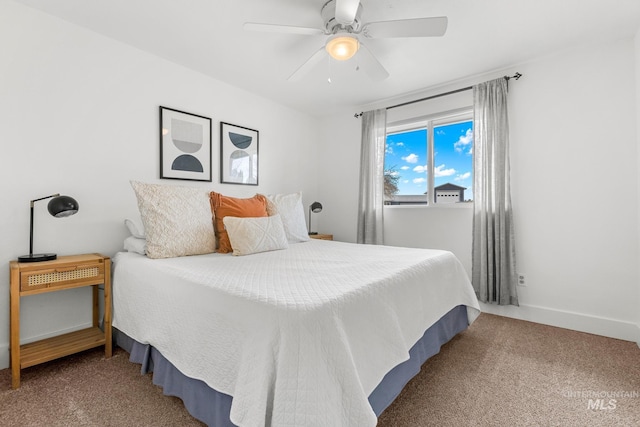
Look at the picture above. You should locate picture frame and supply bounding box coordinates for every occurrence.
[220,122,259,185]
[159,106,212,182]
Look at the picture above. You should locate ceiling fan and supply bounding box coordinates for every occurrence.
[244,0,448,82]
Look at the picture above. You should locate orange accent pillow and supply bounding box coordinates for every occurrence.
[210,192,268,253]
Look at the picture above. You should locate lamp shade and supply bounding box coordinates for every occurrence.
[310,201,323,213]
[325,34,359,61]
[18,194,79,263]
[48,195,79,217]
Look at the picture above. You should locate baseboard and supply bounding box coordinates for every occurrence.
[0,322,93,371]
[479,302,639,343]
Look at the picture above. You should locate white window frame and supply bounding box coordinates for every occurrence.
[385,107,473,207]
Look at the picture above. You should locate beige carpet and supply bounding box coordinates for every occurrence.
[378,313,640,427]
[1,313,638,426]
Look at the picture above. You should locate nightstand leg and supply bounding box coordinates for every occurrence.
[10,264,20,389]
[92,285,99,328]
[104,258,112,358]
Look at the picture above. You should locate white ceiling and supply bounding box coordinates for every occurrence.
[13,0,640,116]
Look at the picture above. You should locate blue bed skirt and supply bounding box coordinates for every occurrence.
[115,305,469,426]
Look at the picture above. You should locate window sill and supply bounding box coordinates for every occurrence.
[384,203,473,209]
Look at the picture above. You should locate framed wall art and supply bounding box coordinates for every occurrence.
[220,122,259,185]
[159,106,212,182]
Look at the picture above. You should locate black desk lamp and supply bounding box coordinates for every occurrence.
[18,194,79,263]
[308,201,322,235]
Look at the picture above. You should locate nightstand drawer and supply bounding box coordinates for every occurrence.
[20,262,104,292]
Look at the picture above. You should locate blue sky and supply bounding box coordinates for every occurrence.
[385,121,473,199]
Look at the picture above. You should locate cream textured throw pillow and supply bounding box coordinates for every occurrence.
[264,192,310,243]
[223,214,289,256]
[130,181,215,259]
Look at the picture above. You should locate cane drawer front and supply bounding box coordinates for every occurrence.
[20,260,105,293]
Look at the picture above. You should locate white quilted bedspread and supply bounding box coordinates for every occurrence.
[112,240,480,427]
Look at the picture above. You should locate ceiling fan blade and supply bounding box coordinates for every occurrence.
[363,16,448,38]
[244,22,324,36]
[335,0,360,25]
[288,47,327,82]
[357,43,389,81]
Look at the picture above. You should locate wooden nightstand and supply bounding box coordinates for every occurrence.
[309,233,333,241]
[9,253,112,389]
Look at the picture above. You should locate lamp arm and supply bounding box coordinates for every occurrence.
[28,194,60,256]
[30,193,60,205]
[28,204,34,256]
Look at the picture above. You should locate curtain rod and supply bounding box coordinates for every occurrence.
[354,72,522,118]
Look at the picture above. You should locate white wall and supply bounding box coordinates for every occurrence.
[318,36,640,342]
[0,2,322,369]
[502,38,638,341]
[316,113,362,242]
[636,28,640,347]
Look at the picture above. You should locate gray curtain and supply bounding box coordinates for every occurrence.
[472,78,518,305]
[357,108,387,244]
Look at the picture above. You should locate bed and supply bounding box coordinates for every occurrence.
[112,239,480,427]
[113,183,480,426]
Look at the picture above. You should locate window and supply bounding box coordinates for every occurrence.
[384,110,474,205]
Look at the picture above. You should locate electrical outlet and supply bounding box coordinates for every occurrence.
[517,274,526,286]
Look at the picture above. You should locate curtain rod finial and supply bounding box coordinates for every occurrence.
[505,72,522,81]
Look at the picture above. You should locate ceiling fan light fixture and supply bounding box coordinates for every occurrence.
[325,34,359,60]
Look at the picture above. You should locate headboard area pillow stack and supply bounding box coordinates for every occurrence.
[263,192,310,243]
[223,215,289,256]
[209,192,269,254]
[126,181,312,258]
[130,181,216,259]
[123,217,147,255]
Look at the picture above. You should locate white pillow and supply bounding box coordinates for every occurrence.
[223,214,289,256]
[123,236,147,255]
[124,218,146,238]
[264,192,310,243]
[130,181,216,259]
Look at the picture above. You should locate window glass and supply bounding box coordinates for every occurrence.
[385,128,427,202]
[433,120,473,202]
[384,111,473,205]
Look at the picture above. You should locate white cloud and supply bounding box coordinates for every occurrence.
[402,179,409,184]
[455,172,471,181]
[413,165,427,173]
[454,128,473,153]
[388,170,400,177]
[402,153,419,164]
[396,142,404,147]
[400,165,410,170]
[413,177,426,184]
[434,164,456,177]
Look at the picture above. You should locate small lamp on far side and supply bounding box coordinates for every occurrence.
[308,201,323,235]
[18,193,79,263]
